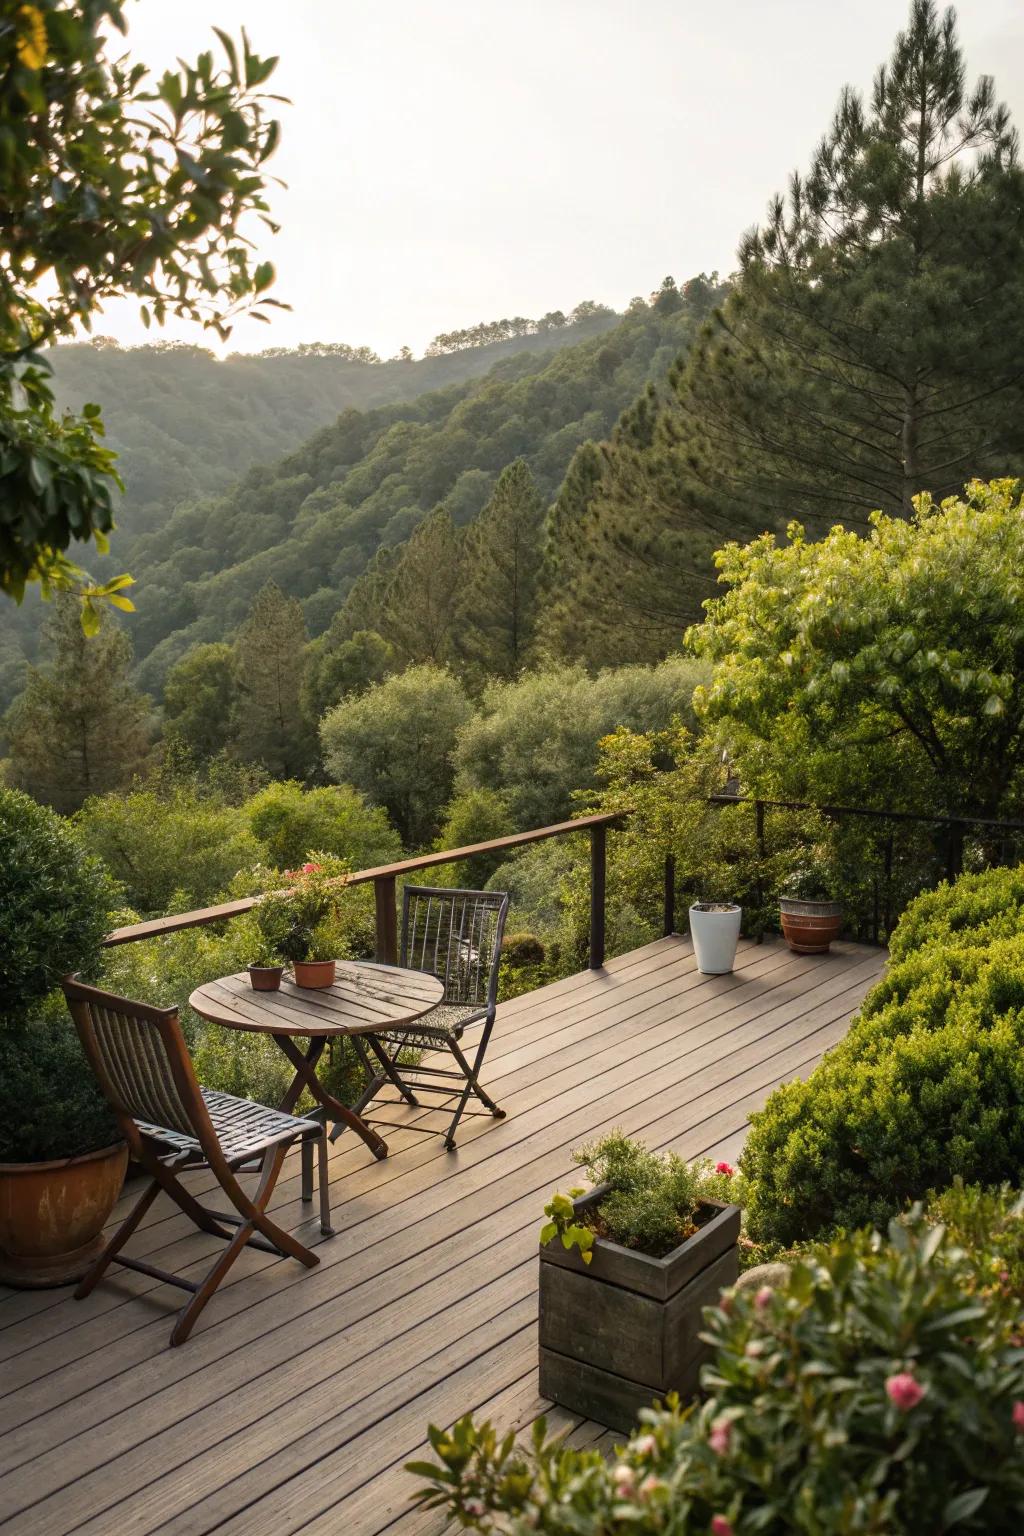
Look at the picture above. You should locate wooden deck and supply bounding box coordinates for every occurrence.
[0,934,886,1536]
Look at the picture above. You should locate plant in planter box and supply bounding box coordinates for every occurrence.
[254,856,351,988]
[413,1212,1024,1533]
[538,1132,741,1432]
[779,849,843,954]
[0,788,123,1287]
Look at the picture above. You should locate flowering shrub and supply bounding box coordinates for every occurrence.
[741,866,1024,1244]
[254,855,351,964]
[540,1132,740,1261]
[410,1215,1024,1533]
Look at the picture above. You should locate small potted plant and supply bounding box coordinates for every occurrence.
[257,860,348,989]
[779,855,843,954]
[688,899,742,974]
[538,1132,741,1432]
[0,789,126,1288]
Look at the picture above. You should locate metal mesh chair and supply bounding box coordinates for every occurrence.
[62,976,332,1347]
[344,886,510,1150]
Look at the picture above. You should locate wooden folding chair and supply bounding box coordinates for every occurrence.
[340,886,510,1150]
[62,976,332,1346]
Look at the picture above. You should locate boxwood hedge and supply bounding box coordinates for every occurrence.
[741,866,1024,1246]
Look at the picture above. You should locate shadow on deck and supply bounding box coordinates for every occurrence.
[0,933,886,1536]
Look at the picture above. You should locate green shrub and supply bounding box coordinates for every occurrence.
[741,865,1024,1246]
[0,1005,118,1161]
[411,1216,1024,1534]
[0,787,119,1020]
[76,783,259,913]
[541,1132,738,1261]
[243,779,401,872]
[0,789,121,1159]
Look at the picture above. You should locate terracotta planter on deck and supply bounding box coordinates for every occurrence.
[780,898,843,954]
[0,1142,128,1288]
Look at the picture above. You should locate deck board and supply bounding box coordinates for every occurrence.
[0,935,886,1535]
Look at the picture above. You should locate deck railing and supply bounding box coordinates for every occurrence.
[103,810,632,970]
[709,794,1024,943]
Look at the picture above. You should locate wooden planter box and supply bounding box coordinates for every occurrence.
[539,1186,741,1433]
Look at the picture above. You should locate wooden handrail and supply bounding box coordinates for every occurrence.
[103,810,629,966]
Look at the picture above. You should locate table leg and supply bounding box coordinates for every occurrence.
[273,1034,389,1161]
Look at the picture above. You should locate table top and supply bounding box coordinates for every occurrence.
[188,961,445,1038]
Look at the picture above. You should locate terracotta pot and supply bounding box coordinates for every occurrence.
[248,964,284,992]
[292,958,336,989]
[0,1142,128,1289]
[780,898,843,954]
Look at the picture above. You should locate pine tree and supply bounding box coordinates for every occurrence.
[456,460,546,678]
[376,507,464,665]
[3,596,151,812]
[569,1,1024,652]
[231,582,316,777]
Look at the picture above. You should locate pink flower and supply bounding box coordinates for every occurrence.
[886,1372,925,1411]
[632,1433,657,1457]
[708,1416,732,1456]
[301,861,322,873]
[639,1474,664,1500]
[612,1463,636,1497]
[754,1285,774,1311]
[463,1497,485,1518]
[711,1518,734,1536]
[1013,1401,1024,1433]
[716,1162,734,1176]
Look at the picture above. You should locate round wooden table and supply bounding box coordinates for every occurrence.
[189,961,444,1161]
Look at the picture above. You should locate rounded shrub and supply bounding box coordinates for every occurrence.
[741,866,1024,1245]
[0,787,119,1020]
[0,789,121,1161]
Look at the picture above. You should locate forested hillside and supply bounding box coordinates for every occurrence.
[0,305,618,706]
[48,306,619,547]
[80,278,720,691]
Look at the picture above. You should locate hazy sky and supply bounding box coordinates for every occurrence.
[97,0,1024,357]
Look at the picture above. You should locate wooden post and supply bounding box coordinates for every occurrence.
[374,875,398,965]
[589,824,607,970]
[663,853,676,937]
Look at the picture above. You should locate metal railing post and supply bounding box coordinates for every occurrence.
[374,875,398,965]
[589,824,607,969]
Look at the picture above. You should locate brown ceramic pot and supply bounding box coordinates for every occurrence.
[0,1142,128,1288]
[779,898,844,954]
[292,959,336,989]
[248,964,284,991]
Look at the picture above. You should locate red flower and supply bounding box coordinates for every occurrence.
[886,1372,925,1411]
[1013,1401,1024,1433]
[716,1161,734,1177]
[301,862,322,873]
[711,1517,734,1536]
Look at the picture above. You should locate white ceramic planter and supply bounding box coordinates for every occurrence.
[688,903,741,974]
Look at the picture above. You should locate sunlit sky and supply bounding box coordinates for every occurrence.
[96,0,1024,358]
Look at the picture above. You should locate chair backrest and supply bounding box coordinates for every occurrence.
[62,976,205,1140]
[400,886,509,1014]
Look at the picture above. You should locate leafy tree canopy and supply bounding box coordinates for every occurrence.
[0,2,283,607]
[690,478,1024,820]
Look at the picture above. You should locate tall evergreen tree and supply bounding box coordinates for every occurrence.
[162,643,237,762]
[3,597,151,812]
[456,460,545,678]
[231,582,315,777]
[567,1,1024,655]
[377,507,464,665]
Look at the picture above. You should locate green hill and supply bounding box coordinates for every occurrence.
[110,284,724,690]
